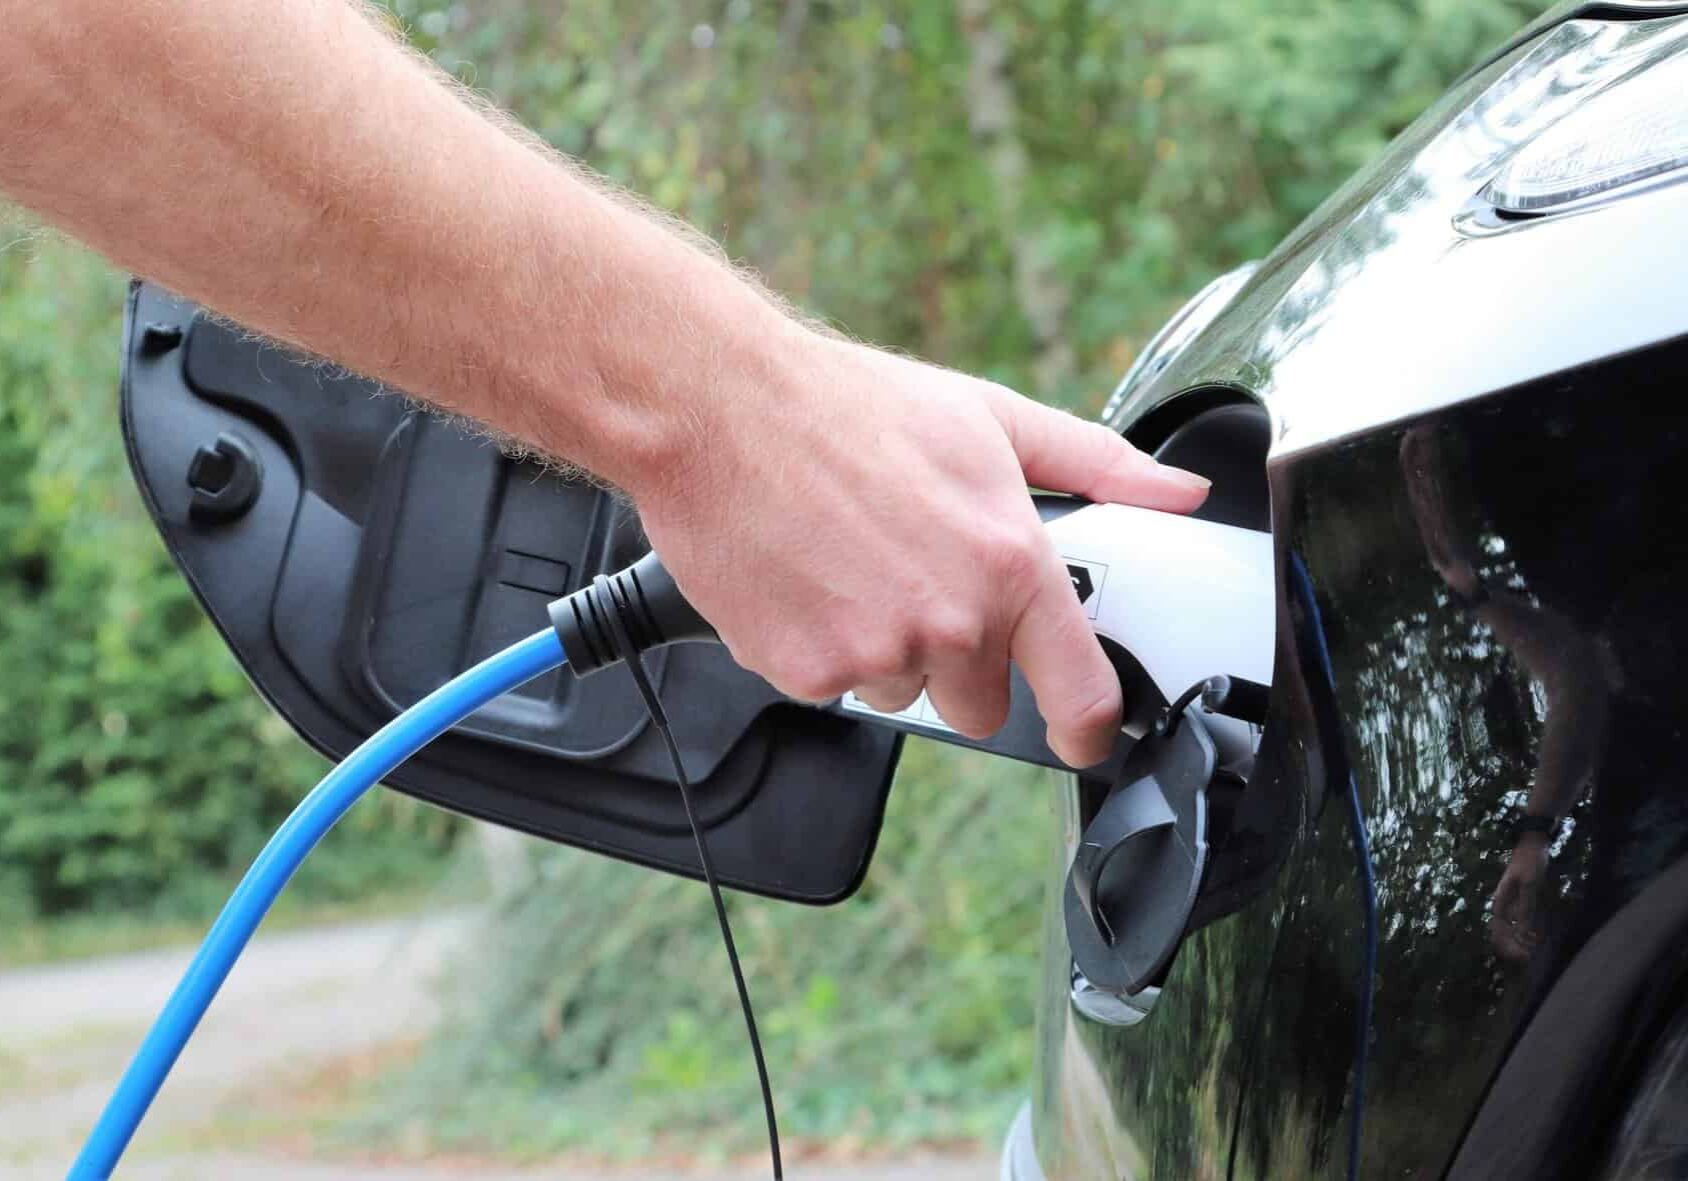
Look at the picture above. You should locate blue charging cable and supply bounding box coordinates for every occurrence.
[68,629,566,1180]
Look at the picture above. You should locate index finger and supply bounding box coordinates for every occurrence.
[1009,548,1123,768]
[986,387,1210,512]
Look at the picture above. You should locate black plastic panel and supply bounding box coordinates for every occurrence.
[120,281,901,904]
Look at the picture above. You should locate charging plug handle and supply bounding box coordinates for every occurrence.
[548,551,717,676]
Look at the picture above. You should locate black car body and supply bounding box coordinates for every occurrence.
[121,3,1688,1179]
[1008,5,1688,1178]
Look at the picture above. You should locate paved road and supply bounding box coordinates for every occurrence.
[0,916,992,1179]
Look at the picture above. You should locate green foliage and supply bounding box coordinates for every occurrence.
[0,228,454,929]
[398,0,1541,406]
[359,744,1058,1157]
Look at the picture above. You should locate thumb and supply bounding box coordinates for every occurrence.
[987,386,1211,512]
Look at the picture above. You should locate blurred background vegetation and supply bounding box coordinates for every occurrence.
[0,0,1544,1162]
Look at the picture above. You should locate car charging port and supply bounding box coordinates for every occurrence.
[1063,395,1275,1002]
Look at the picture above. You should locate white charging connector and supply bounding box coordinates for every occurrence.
[1044,501,1275,768]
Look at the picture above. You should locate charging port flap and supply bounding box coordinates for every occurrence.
[1064,712,1216,996]
[119,283,901,905]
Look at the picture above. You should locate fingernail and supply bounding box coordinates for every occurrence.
[1156,464,1212,493]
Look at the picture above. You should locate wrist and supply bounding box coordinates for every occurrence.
[522,202,811,501]
[606,295,819,508]
[1511,811,1559,848]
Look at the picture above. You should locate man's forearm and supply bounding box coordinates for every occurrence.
[0,0,786,493]
[0,0,1217,768]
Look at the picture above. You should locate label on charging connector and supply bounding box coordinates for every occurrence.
[1063,558,1108,621]
[840,690,956,734]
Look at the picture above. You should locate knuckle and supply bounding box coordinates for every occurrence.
[849,635,913,683]
[1102,433,1153,488]
[1091,423,1134,472]
[977,523,1045,590]
[923,608,986,657]
[1062,676,1124,736]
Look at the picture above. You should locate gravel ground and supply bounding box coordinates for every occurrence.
[0,915,992,1180]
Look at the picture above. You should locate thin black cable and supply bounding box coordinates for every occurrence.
[1154,678,1209,738]
[597,578,782,1180]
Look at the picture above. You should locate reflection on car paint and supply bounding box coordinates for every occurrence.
[1039,13,1688,1181]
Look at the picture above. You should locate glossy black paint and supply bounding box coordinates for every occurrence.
[1033,13,1688,1181]
[1270,353,1688,1179]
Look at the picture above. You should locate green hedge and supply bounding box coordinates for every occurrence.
[0,232,454,927]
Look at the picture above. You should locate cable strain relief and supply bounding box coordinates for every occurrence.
[548,551,717,676]
[1199,674,1270,725]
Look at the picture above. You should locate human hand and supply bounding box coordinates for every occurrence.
[1491,833,1550,963]
[628,326,1210,768]
[0,0,1186,771]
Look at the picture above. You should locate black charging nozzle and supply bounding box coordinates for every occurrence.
[548,551,717,676]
